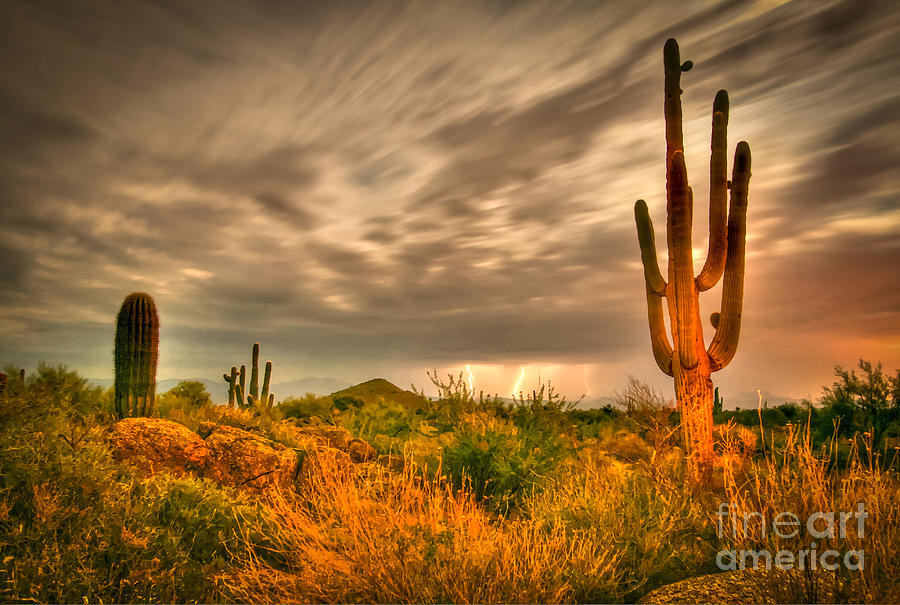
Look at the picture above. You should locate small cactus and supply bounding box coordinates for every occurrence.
[114,292,160,418]
[224,342,275,410]
[225,366,238,406]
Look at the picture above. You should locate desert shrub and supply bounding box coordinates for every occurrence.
[440,424,547,508]
[1,362,107,424]
[155,385,213,423]
[333,394,364,411]
[569,404,620,424]
[414,370,508,427]
[166,380,211,407]
[601,429,654,462]
[278,392,333,420]
[142,475,275,565]
[817,359,900,451]
[342,398,417,448]
[418,377,576,512]
[615,376,678,452]
[776,402,804,421]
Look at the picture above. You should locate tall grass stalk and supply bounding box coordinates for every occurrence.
[719,411,900,603]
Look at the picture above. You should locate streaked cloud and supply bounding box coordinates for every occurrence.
[1,0,898,400]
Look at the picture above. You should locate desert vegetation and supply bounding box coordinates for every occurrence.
[0,360,898,603]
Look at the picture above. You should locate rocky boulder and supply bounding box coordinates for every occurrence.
[637,568,846,604]
[109,417,379,494]
[283,423,378,463]
[199,423,300,492]
[109,417,211,476]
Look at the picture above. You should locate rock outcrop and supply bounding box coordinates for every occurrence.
[199,423,299,491]
[284,423,378,463]
[109,417,378,493]
[109,417,211,476]
[636,569,841,604]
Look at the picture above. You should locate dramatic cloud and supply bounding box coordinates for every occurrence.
[1,0,898,402]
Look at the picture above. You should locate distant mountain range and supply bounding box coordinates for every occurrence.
[87,376,352,400]
[87,377,806,410]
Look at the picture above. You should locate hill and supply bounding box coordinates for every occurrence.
[327,378,428,409]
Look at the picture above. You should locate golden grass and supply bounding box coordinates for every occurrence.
[718,417,900,603]
[223,452,624,603]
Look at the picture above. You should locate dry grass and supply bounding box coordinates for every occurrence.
[223,452,624,603]
[718,417,900,603]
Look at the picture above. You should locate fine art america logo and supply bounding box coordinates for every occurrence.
[715,502,867,571]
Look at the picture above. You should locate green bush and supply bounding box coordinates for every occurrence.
[166,380,212,407]
[333,394,364,411]
[278,392,332,419]
[1,362,108,423]
[818,359,900,450]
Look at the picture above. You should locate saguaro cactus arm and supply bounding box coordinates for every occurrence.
[635,199,667,297]
[635,200,673,376]
[696,90,730,291]
[261,360,272,403]
[224,366,238,406]
[647,289,674,377]
[707,141,751,370]
[249,342,260,403]
[247,360,273,409]
[235,367,246,407]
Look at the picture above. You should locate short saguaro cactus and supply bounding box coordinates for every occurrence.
[114,292,160,418]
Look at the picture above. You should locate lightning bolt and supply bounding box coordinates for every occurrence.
[583,364,593,397]
[466,364,475,393]
[512,366,526,397]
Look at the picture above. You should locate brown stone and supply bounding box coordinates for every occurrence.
[109,417,382,494]
[287,424,352,450]
[280,422,377,463]
[108,417,210,476]
[201,424,300,492]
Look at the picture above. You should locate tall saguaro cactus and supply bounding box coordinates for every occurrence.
[114,292,160,419]
[224,341,274,410]
[634,38,751,478]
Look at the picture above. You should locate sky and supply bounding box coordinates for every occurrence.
[1,0,898,405]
